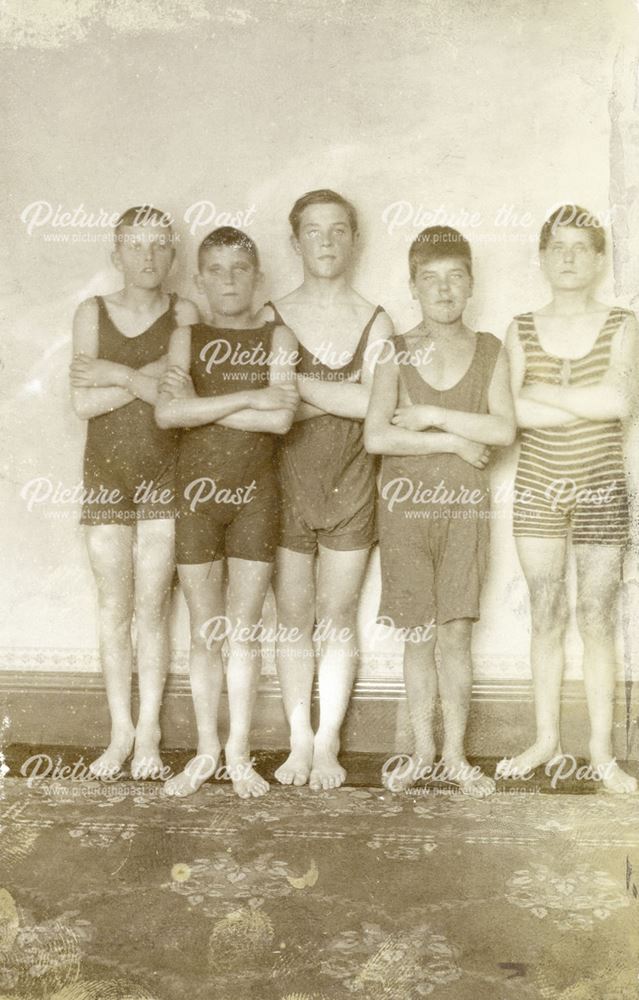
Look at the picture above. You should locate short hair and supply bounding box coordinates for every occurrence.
[288,189,358,237]
[114,205,174,242]
[409,226,473,280]
[539,205,606,254]
[197,227,260,271]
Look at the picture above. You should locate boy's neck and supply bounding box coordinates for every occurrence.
[547,288,598,316]
[299,272,352,304]
[120,285,166,311]
[418,316,467,339]
[208,307,255,329]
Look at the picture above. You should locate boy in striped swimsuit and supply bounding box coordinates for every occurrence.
[501,205,638,793]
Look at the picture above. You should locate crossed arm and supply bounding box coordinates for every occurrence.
[154,324,299,435]
[69,296,199,419]
[292,308,395,422]
[364,341,511,467]
[388,346,516,446]
[505,313,639,427]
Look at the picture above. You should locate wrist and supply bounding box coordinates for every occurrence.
[118,366,135,391]
[429,406,445,430]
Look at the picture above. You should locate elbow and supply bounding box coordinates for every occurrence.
[154,406,174,429]
[498,420,517,447]
[364,425,385,454]
[272,412,294,436]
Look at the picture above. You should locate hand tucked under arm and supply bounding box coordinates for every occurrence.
[70,356,168,418]
[298,373,369,419]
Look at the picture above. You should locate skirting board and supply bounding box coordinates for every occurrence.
[1,671,637,760]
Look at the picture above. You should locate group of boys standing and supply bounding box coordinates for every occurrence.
[69,191,638,799]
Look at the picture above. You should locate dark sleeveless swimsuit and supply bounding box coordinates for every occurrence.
[513,307,629,545]
[175,321,280,564]
[80,294,178,525]
[269,301,382,553]
[377,331,501,629]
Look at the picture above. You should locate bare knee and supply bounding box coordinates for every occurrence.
[436,620,472,659]
[528,579,568,636]
[576,593,616,642]
[276,591,315,633]
[135,587,171,632]
[316,592,359,633]
[96,592,133,636]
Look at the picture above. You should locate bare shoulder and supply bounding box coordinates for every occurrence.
[174,296,199,326]
[74,296,99,323]
[271,322,298,355]
[276,286,304,308]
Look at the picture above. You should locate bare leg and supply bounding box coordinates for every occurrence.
[576,544,637,794]
[310,545,370,791]
[131,518,175,779]
[273,547,316,786]
[85,525,135,778]
[496,537,567,779]
[163,561,225,797]
[437,619,494,797]
[382,632,438,792]
[224,558,273,799]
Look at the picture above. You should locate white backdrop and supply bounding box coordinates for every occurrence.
[2,0,637,680]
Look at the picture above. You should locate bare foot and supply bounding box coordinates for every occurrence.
[441,758,495,798]
[381,750,435,793]
[89,729,134,780]
[274,733,314,787]
[495,740,561,780]
[131,725,164,780]
[309,736,345,791]
[163,750,219,798]
[226,759,270,799]
[594,759,638,795]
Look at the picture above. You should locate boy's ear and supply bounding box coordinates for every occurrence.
[290,233,302,257]
[111,247,123,274]
[254,269,265,289]
[409,278,417,300]
[194,272,204,294]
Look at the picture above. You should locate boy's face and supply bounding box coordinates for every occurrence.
[410,255,472,325]
[196,245,260,316]
[112,224,174,289]
[292,203,355,278]
[540,225,604,290]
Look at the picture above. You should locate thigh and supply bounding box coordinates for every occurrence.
[515,535,568,590]
[377,515,434,629]
[435,517,488,625]
[178,561,226,640]
[134,518,175,605]
[274,547,316,623]
[575,543,623,607]
[85,524,134,605]
[176,508,226,566]
[316,545,371,618]
[225,480,279,564]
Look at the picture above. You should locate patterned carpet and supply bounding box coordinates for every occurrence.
[1,772,638,1000]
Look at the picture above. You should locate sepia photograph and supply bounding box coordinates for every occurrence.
[1,1,639,997]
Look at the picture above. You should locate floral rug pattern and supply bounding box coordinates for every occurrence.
[1,779,638,999]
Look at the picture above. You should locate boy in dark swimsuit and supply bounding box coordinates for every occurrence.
[365,226,515,796]
[70,205,198,780]
[265,189,393,790]
[155,227,298,798]
[500,205,638,794]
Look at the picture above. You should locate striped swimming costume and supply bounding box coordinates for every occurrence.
[513,307,630,545]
